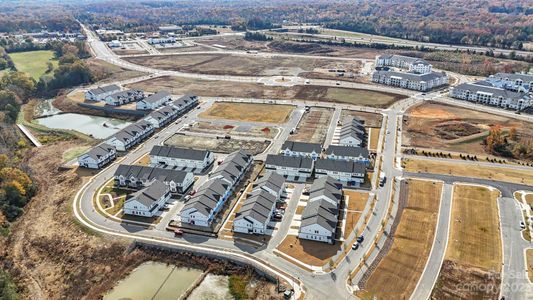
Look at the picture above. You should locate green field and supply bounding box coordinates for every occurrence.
[9,50,58,79]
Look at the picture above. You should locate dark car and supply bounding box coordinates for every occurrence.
[357,235,364,243]
[352,243,359,250]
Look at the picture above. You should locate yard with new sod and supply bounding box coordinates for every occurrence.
[403,158,533,186]
[199,102,294,124]
[431,184,502,299]
[357,179,442,300]
[9,50,58,79]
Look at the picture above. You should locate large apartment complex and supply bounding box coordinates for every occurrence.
[451,81,532,111]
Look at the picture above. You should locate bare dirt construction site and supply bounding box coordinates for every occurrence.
[402,101,533,156]
[289,107,332,144]
[123,53,361,77]
[357,179,442,300]
[165,134,269,155]
[187,121,278,139]
[87,58,146,83]
[199,102,294,124]
[127,76,404,108]
[431,184,502,300]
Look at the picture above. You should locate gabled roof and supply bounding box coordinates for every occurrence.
[281,141,322,153]
[114,164,190,184]
[235,189,277,224]
[253,171,285,193]
[88,84,120,95]
[140,91,170,104]
[265,154,313,169]
[80,143,115,161]
[326,145,369,158]
[492,73,533,82]
[374,70,448,82]
[453,82,528,101]
[126,180,168,207]
[150,145,211,161]
[315,159,367,174]
[300,199,338,232]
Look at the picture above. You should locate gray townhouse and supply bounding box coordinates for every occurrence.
[171,94,199,113]
[77,143,117,169]
[315,159,366,187]
[143,105,180,128]
[123,180,171,217]
[339,116,366,147]
[114,164,194,193]
[106,120,155,151]
[325,145,370,165]
[136,91,172,110]
[104,89,145,106]
[85,84,120,101]
[265,154,314,182]
[280,141,322,160]
[149,145,214,174]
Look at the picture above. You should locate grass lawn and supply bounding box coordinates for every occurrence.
[62,146,90,163]
[527,249,533,283]
[403,158,533,186]
[447,184,501,271]
[9,50,58,79]
[200,102,294,124]
[277,235,341,266]
[357,179,442,300]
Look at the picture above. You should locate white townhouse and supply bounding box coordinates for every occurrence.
[375,54,433,74]
[233,190,278,235]
[252,171,286,199]
[136,91,171,110]
[77,143,116,169]
[372,70,448,92]
[143,105,180,128]
[114,164,194,194]
[179,150,252,228]
[339,116,365,147]
[314,159,366,187]
[149,145,214,174]
[104,89,145,106]
[179,178,232,227]
[85,84,120,101]
[265,154,314,182]
[326,145,370,165]
[171,94,199,113]
[299,176,342,244]
[451,81,532,111]
[280,141,322,160]
[106,120,154,151]
[123,180,170,217]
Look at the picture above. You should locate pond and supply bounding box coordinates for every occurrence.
[34,99,131,139]
[104,261,203,300]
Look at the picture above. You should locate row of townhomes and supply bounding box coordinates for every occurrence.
[179,150,253,227]
[114,164,195,194]
[266,141,368,186]
[136,91,172,110]
[451,79,532,111]
[78,93,199,169]
[149,145,215,174]
[299,176,343,244]
[85,84,145,106]
[339,116,366,147]
[123,180,171,217]
[233,172,286,235]
[373,54,448,91]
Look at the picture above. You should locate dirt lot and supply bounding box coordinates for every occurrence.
[165,134,269,155]
[87,58,146,83]
[199,102,294,124]
[188,121,278,139]
[124,53,361,77]
[288,107,332,144]
[277,235,341,267]
[403,158,533,186]
[127,76,404,108]
[431,184,501,299]
[527,249,533,283]
[358,179,442,300]
[403,102,533,156]
[341,110,383,128]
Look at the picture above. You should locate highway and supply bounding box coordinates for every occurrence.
[72,24,533,300]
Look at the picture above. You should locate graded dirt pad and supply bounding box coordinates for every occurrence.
[358,179,442,300]
[288,107,332,144]
[277,235,341,266]
[127,76,403,108]
[527,249,533,283]
[403,158,533,186]
[165,134,269,155]
[86,58,147,83]
[199,102,294,124]
[123,53,361,77]
[343,212,362,239]
[341,110,383,128]
[345,190,369,212]
[431,184,502,299]
[188,121,277,139]
[402,101,533,156]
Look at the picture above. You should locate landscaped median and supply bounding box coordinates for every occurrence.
[431,184,502,299]
[403,157,533,186]
[355,179,442,300]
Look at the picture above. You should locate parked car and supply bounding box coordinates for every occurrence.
[335,81,340,86]
[352,243,359,250]
[283,289,294,299]
[189,189,197,196]
[184,195,191,202]
[357,235,364,243]
[520,221,526,230]
[174,229,183,236]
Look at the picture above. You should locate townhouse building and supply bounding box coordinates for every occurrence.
[123,180,170,217]
[265,154,314,182]
[104,89,145,106]
[85,84,121,101]
[325,145,370,165]
[314,159,366,187]
[136,91,171,110]
[114,164,194,193]
[106,120,154,151]
[143,105,180,128]
[149,145,214,174]
[280,141,322,160]
[77,143,117,169]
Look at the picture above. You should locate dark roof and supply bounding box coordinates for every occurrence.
[126,180,168,207]
[492,73,533,82]
[452,82,527,100]
[88,84,120,95]
[235,190,277,224]
[315,159,366,174]
[253,171,285,193]
[81,143,115,161]
[150,145,211,161]
[373,70,448,82]
[300,199,338,232]
[141,91,170,104]
[281,141,322,153]
[326,145,369,158]
[114,164,189,183]
[265,154,313,169]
